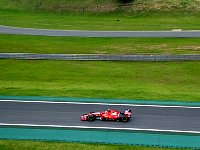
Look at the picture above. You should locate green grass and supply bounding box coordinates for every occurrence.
[0,140,191,150]
[1,0,200,30]
[1,34,200,55]
[0,60,200,102]
[1,9,200,31]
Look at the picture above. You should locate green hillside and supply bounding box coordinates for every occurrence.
[1,0,200,14]
[1,0,200,30]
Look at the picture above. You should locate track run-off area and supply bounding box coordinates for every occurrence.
[1,25,200,37]
[0,100,200,134]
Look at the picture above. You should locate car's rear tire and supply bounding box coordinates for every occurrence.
[88,115,94,122]
[121,116,128,122]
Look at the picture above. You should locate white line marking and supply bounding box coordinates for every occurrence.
[0,123,200,134]
[0,99,200,109]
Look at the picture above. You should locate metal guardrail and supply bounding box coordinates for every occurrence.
[1,53,200,61]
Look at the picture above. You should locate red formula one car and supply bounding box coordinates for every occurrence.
[81,109,131,122]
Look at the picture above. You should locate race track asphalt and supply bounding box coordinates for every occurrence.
[0,101,200,133]
[1,25,200,37]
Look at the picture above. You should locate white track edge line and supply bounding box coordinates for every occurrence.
[1,99,200,109]
[0,123,200,134]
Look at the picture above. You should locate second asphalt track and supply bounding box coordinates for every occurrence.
[1,25,200,37]
[0,100,200,133]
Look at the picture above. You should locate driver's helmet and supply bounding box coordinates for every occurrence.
[107,109,111,112]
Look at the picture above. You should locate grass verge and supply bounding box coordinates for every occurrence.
[0,140,191,150]
[1,0,200,30]
[1,34,200,55]
[0,59,200,102]
[1,9,200,31]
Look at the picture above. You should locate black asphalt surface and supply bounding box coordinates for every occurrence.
[1,25,200,37]
[0,101,200,133]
